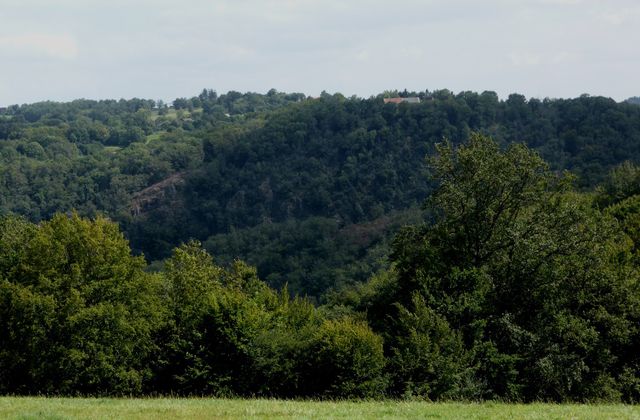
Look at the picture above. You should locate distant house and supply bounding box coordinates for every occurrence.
[383,97,421,104]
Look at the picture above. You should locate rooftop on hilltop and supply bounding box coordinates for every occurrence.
[383,97,421,104]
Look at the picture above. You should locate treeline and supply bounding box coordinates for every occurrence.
[2,135,640,401]
[3,90,640,299]
[0,214,383,397]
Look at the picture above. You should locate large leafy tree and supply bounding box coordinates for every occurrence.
[365,133,640,401]
[0,213,164,395]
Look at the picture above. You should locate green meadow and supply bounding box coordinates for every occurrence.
[1,398,638,420]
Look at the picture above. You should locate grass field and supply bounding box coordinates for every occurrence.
[103,145,123,153]
[144,132,163,144]
[1,398,638,419]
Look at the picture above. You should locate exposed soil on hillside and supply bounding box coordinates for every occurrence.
[131,172,186,215]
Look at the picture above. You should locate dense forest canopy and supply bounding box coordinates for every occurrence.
[2,89,640,299]
[2,135,640,401]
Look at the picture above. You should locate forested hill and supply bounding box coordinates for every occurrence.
[2,89,640,298]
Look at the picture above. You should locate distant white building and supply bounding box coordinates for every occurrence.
[383,97,421,104]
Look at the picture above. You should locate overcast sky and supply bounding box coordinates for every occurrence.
[0,0,638,105]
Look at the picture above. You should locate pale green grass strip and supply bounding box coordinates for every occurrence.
[1,398,638,420]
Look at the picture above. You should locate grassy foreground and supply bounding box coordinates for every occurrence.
[1,398,639,420]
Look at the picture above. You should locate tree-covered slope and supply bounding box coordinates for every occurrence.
[2,90,640,297]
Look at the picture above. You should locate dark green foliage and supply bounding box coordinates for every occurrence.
[150,241,387,397]
[606,195,640,258]
[302,318,387,398]
[0,214,164,395]
[4,90,640,298]
[596,161,640,207]
[2,90,640,401]
[1,133,640,400]
[203,212,420,298]
[0,216,388,398]
[389,294,468,399]
[120,92,640,297]
[354,134,640,402]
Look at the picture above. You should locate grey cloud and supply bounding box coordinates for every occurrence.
[0,0,638,105]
